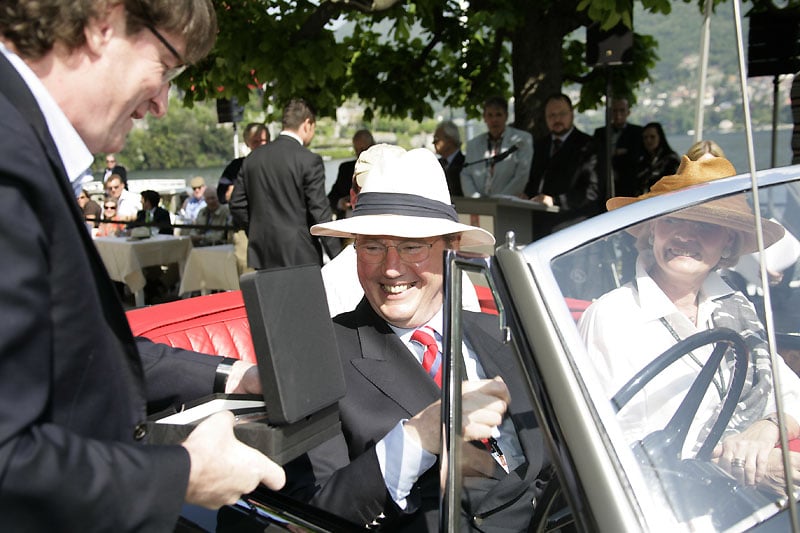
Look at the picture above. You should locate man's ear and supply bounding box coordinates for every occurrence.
[83,3,122,56]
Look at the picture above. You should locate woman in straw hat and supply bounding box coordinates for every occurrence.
[578,155,800,493]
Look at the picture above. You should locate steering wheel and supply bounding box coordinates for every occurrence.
[611,327,750,463]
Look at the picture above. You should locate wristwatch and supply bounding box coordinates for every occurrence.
[214,357,238,393]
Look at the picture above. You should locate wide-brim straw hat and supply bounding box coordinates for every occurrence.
[311,147,495,247]
[606,155,784,254]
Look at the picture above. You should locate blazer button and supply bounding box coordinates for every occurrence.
[472,516,484,527]
[133,423,148,441]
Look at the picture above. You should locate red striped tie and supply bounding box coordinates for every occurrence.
[411,326,442,387]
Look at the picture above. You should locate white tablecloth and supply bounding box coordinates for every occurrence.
[94,235,192,305]
[178,244,240,296]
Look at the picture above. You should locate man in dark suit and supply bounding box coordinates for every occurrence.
[0,3,284,530]
[298,148,547,531]
[130,189,173,235]
[231,98,341,269]
[433,120,466,196]
[593,97,644,200]
[327,128,374,219]
[524,93,600,237]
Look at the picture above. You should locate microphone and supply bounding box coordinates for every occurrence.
[463,143,521,168]
[492,144,519,163]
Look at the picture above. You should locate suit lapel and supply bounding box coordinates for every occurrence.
[348,302,439,414]
[350,304,440,416]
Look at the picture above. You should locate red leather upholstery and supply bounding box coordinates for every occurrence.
[126,291,257,364]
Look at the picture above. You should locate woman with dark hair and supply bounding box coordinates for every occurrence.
[636,122,681,194]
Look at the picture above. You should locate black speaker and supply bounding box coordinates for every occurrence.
[586,22,634,67]
[747,11,800,78]
[216,97,244,124]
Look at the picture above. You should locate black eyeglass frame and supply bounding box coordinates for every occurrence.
[144,24,187,83]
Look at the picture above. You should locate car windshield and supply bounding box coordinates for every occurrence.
[522,173,800,530]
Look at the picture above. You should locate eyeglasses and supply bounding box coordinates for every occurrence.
[354,239,440,264]
[104,205,117,210]
[145,24,187,84]
[192,186,203,191]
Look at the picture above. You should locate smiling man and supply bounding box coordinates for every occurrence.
[299,148,549,531]
[0,1,285,530]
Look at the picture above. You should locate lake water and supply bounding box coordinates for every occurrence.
[124,127,795,195]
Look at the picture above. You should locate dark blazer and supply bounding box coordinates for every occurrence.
[130,206,173,235]
[286,300,546,531]
[0,53,219,531]
[593,123,644,200]
[442,150,465,197]
[230,135,342,269]
[524,129,600,238]
[217,156,244,204]
[328,158,355,219]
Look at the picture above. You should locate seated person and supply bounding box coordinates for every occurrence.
[96,198,125,237]
[284,149,548,531]
[130,190,173,235]
[191,189,231,246]
[579,156,800,492]
[77,188,101,228]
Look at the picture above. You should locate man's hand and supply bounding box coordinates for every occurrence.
[530,194,554,207]
[226,361,261,394]
[404,377,509,456]
[182,411,285,508]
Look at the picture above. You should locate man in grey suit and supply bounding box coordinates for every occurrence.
[0,1,284,530]
[461,95,533,198]
[230,98,341,269]
[295,148,547,531]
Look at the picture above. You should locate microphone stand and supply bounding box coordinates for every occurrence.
[462,145,519,168]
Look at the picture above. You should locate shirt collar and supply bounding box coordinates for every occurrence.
[634,258,734,323]
[1,43,93,196]
[280,131,304,145]
[388,308,444,343]
[551,127,574,143]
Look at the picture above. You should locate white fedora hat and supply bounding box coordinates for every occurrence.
[311,147,495,247]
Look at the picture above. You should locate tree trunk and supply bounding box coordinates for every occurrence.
[511,2,587,139]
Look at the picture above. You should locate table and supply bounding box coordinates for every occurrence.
[94,234,192,307]
[179,244,240,296]
[453,196,560,246]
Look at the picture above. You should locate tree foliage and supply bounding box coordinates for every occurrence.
[177,0,795,139]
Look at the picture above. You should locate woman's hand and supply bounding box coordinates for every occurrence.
[712,419,779,485]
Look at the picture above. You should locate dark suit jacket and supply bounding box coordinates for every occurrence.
[524,129,600,238]
[0,53,220,531]
[593,123,644,200]
[130,206,173,235]
[230,135,342,269]
[328,159,355,219]
[286,300,546,532]
[442,150,465,197]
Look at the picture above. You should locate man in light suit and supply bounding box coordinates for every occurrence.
[461,95,533,198]
[231,98,342,269]
[297,149,547,531]
[0,2,284,530]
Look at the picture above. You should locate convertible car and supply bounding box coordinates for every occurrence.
[133,164,800,531]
